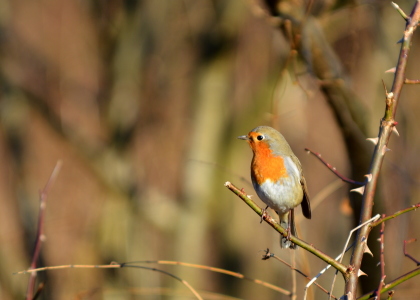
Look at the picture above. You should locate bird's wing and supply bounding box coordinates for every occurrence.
[290,154,311,219]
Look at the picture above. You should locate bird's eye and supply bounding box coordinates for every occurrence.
[257,135,264,141]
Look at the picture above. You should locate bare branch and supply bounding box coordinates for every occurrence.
[262,249,338,299]
[224,181,348,276]
[18,262,203,300]
[404,239,420,266]
[304,148,366,185]
[346,2,420,297]
[370,202,420,227]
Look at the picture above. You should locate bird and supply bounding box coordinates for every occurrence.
[238,126,311,249]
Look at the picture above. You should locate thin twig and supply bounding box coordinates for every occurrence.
[403,239,420,266]
[291,250,297,300]
[376,218,386,298]
[338,215,380,267]
[122,264,203,300]
[128,260,291,295]
[26,161,62,300]
[18,262,203,300]
[224,181,348,276]
[304,148,366,185]
[329,270,340,300]
[370,202,420,227]
[304,243,354,300]
[328,215,380,299]
[262,249,338,299]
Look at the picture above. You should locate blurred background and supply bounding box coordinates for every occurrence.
[1,0,419,299]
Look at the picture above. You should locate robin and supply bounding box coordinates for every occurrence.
[238,126,311,249]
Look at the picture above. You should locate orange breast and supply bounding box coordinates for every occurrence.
[250,142,287,185]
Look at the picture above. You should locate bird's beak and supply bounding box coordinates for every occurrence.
[237,135,249,140]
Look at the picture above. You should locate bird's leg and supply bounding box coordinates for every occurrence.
[286,212,292,240]
[260,206,269,223]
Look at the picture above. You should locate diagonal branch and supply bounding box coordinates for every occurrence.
[262,249,338,299]
[224,181,348,276]
[403,239,420,266]
[305,148,367,185]
[370,202,420,227]
[346,2,420,298]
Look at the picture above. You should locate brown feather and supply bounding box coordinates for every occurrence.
[300,176,311,219]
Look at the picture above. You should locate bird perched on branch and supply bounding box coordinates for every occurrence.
[238,126,311,249]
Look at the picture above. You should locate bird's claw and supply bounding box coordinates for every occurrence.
[286,225,292,240]
[260,206,269,223]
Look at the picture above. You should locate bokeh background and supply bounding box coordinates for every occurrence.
[1,0,419,299]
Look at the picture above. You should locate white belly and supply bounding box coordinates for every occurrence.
[252,157,303,214]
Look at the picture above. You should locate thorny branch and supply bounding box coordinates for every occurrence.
[375,219,386,299]
[346,2,420,298]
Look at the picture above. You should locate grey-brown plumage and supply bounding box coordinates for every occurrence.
[238,126,311,249]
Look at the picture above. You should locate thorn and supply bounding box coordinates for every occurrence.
[385,67,396,73]
[381,145,389,155]
[405,79,420,84]
[357,269,368,277]
[351,186,365,195]
[339,292,352,300]
[366,137,379,145]
[247,195,253,199]
[377,261,381,266]
[364,244,374,257]
[397,37,404,44]
[364,174,373,182]
[392,127,400,136]
[381,79,388,95]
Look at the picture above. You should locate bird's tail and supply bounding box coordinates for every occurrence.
[279,209,297,249]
